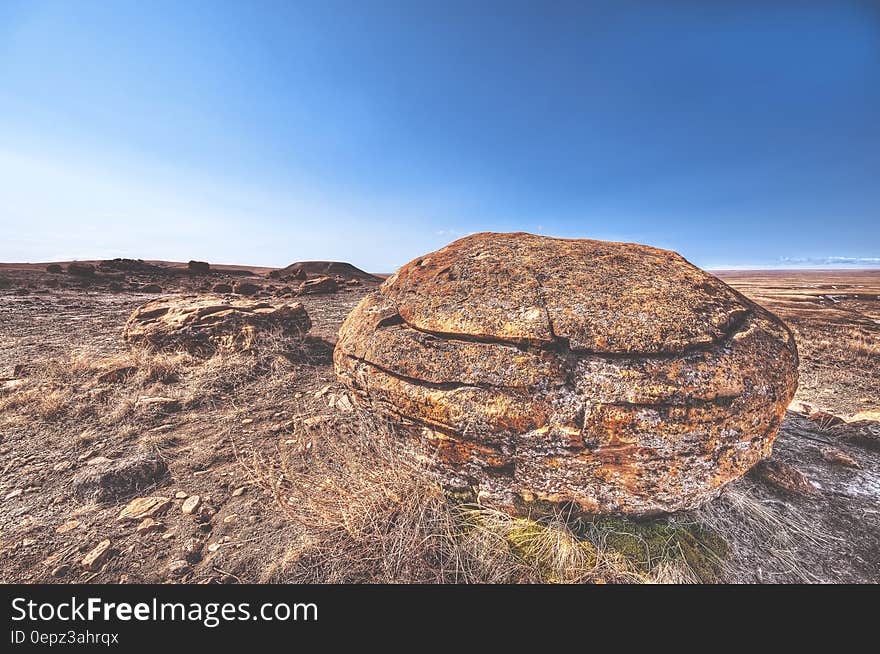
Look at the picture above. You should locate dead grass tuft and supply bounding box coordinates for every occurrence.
[249,411,719,584]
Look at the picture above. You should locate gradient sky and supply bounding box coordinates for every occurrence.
[1,1,878,271]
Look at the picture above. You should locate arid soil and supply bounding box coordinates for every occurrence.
[0,263,877,583]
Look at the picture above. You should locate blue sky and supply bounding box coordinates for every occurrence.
[1,1,878,271]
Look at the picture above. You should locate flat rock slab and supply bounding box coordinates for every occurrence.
[123,294,311,353]
[335,232,799,515]
[117,496,172,521]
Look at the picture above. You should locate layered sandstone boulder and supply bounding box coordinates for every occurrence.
[124,294,311,353]
[299,276,338,294]
[334,232,798,515]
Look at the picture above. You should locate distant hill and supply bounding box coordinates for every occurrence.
[0,259,273,276]
[0,258,383,280]
[272,261,380,281]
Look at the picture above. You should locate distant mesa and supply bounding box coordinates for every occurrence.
[269,261,379,282]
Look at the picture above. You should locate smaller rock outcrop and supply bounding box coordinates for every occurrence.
[234,282,261,296]
[299,276,338,294]
[123,294,311,353]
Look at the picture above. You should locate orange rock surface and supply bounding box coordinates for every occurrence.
[124,295,311,354]
[335,233,798,515]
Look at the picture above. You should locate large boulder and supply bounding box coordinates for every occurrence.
[334,232,798,515]
[124,294,311,353]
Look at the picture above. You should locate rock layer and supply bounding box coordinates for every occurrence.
[124,294,311,353]
[334,232,798,515]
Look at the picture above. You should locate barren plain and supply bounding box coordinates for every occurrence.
[0,262,877,583]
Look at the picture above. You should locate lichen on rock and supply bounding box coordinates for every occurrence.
[334,232,798,515]
[124,294,311,354]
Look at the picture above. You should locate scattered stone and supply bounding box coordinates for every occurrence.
[314,384,333,398]
[196,505,215,523]
[222,514,238,524]
[241,418,254,425]
[117,496,172,521]
[299,276,338,294]
[77,448,96,461]
[2,379,26,392]
[82,540,112,571]
[181,495,201,514]
[332,393,354,412]
[168,559,191,578]
[234,282,261,296]
[42,550,68,568]
[51,564,70,578]
[86,456,113,466]
[73,454,168,502]
[123,294,311,354]
[141,283,164,293]
[335,232,799,515]
[56,520,80,534]
[212,283,233,293]
[231,486,246,497]
[188,260,211,274]
[136,518,165,535]
[753,459,819,496]
[4,489,23,500]
[175,491,188,499]
[183,537,203,563]
[820,447,861,469]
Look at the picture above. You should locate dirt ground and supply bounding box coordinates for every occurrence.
[0,264,877,583]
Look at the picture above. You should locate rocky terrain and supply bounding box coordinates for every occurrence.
[0,256,877,583]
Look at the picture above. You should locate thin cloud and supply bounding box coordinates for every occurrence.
[779,256,880,266]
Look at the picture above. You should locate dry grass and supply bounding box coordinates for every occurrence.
[0,329,311,432]
[694,483,836,583]
[0,324,837,584]
[249,411,722,584]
